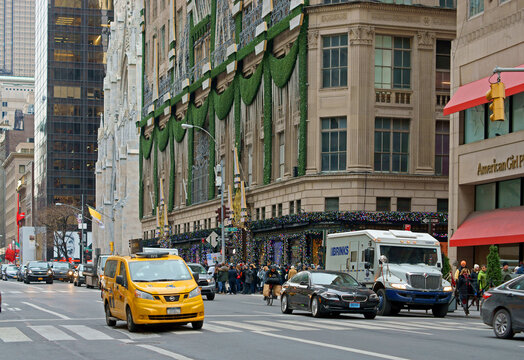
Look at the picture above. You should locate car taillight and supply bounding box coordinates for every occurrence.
[482,292,492,300]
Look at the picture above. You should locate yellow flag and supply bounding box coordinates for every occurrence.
[87,205,103,227]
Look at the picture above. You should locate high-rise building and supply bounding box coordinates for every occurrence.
[0,0,35,77]
[34,0,114,259]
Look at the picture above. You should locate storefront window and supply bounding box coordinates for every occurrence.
[513,92,524,132]
[475,183,495,211]
[464,105,485,144]
[498,178,521,209]
[488,98,510,138]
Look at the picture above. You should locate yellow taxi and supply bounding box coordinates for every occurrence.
[101,251,204,332]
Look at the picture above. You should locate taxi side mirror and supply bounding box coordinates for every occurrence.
[116,275,124,286]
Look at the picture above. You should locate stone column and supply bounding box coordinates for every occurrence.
[414,31,436,175]
[305,29,319,175]
[348,25,374,172]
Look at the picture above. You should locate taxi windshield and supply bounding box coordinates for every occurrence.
[129,259,192,282]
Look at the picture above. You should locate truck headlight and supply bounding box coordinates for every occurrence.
[47,269,53,275]
[188,287,201,298]
[443,286,453,292]
[134,289,155,300]
[390,283,407,290]
[207,278,215,284]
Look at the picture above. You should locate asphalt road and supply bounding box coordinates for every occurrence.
[0,280,522,360]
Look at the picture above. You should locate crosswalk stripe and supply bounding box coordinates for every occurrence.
[61,325,113,340]
[312,319,431,335]
[210,320,280,332]
[202,323,240,333]
[394,321,456,331]
[279,319,349,331]
[0,327,32,342]
[29,326,75,341]
[113,328,161,340]
[247,320,313,331]
[8,291,22,294]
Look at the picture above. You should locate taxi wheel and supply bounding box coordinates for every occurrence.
[105,303,116,327]
[126,307,138,332]
[192,321,203,330]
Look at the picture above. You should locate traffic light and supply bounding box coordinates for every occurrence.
[215,207,222,223]
[109,241,114,254]
[223,206,230,220]
[486,82,505,121]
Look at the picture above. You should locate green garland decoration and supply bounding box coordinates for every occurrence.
[234,73,241,154]
[239,60,263,106]
[208,94,216,199]
[168,120,175,212]
[209,0,216,56]
[141,128,154,160]
[153,135,159,215]
[187,126,194,205]
[298,16,308,176]
[189,14,195,69]
[190,15,210,42]
[269,38,299,88]
[139,131,144,219]
[263,53,272,184]
[191,95,209,128]
[172,110,187,143]
[213,82,235,120]
[157,118,170,152]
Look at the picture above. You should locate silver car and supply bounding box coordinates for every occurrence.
[187,263,216,300]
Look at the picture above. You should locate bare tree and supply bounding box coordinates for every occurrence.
[38,205,78,260]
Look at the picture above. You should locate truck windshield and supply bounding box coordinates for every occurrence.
[379,245,438,266]
[129,260,192,282]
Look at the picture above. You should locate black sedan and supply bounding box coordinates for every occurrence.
[24,261,53,284]
[481,275,524,339]
[51,262,72,281]
[73,264,92,287]
[281,270,379,319]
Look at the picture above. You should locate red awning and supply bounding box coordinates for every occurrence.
[449,207,524,247]
[443,64,524,115]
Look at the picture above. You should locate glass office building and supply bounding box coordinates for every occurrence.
[34,0,113,215]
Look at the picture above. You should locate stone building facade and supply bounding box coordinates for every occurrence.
[94,0,143,256]
[139,0,455,265]
[446,0,524,266]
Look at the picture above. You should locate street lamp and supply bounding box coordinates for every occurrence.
[181,123,226,264]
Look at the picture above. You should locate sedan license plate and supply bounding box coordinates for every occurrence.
[167,307,181,315]
[349,302,360,308]
[38,277,43,280]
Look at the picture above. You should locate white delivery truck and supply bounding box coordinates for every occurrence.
[326,229,453,317]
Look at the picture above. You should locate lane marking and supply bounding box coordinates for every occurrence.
[254,331,410,360]
[29,325,75,341]
[0,318,105,323]
[136,344,194,360]
[0,327,32,343]
[113,328,161,340]
[61,325,113,340]
[247,320,312,331]
[210,320,280,332]
[22,302,71,320]
[172,330,203,335]
[312,319,431,336]
[201,323,240,333]
[279,319,349,331]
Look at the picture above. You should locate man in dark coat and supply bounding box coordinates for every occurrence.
[228,265,237,294]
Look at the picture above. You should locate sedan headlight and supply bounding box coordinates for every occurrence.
[134,289,155,300]
[369,293,378,300]
[28,269,33,274]
[207,278,215,284]
[321,292,339,300]
[188,287,201,298]
[443,286,453,292]
[390,283,407,290]
[47,269,53,274]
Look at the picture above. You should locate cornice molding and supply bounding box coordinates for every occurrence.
[306,2,456,17]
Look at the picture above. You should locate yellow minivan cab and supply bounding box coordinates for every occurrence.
[101,251,204,332]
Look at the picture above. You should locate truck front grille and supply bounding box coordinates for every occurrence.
[407,274,441,290]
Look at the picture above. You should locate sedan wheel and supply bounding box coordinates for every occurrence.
[281,294,293,314]
[311,296,323,318]
[493,309,514,339]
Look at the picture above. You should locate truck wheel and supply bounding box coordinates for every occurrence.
[376,288,391,316]
[431,303,448,318]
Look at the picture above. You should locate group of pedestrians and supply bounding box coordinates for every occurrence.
[207,262,319,295]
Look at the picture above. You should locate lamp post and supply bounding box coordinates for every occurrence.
[181,123,225,264]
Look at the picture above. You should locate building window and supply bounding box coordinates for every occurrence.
[498,178,521,209]
[436,40,451,91]
[279,133,285,179]
[160,26,166,60]
[321,117,347,171]
[468,0,484,18]
[437,199,448,212]
[464,105,485,144]
[2,102,7,106]
[513,92,524,132]
[289,201,295,215]
[325,197,339,212]
[374,117,409,173]
[278,203,283,217]
[248,146,253,186]
[296,199,302,213]
[272,204,277,218]
[375,35,411,89]
[261,206,266,220]
[376,197,391,212]
[19,165,26,173]
[475,183,496,211]
[322,34,348,88]
[397,198,411,212]
[435,120,449,176]
[439,0,454,8]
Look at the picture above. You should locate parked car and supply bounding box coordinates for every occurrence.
[1,264,7,280]
[4,265,19,280]
[187,263,216,300]
[481,275,524,339]
[280,270,379,319]
[25,261,53,284]
[51,262,72,281]
[17,265,27,282]
[73,264,92,287]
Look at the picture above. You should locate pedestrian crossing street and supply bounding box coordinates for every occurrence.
[0,317,490,343]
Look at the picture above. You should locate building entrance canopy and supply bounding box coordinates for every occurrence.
[449,206,524,247]
[444,64,524,115]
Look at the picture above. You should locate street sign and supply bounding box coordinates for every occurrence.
[430,218,439,223]
[206,231,219,248]
[78,223,87,229]
[225,227,238,232]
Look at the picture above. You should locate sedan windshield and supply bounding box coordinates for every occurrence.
[53,263,70,269]
[311,272,359,287]
[129,260,192,282]
[188,264,207,274]
[28,262,50,269]
[379,245,438,266]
